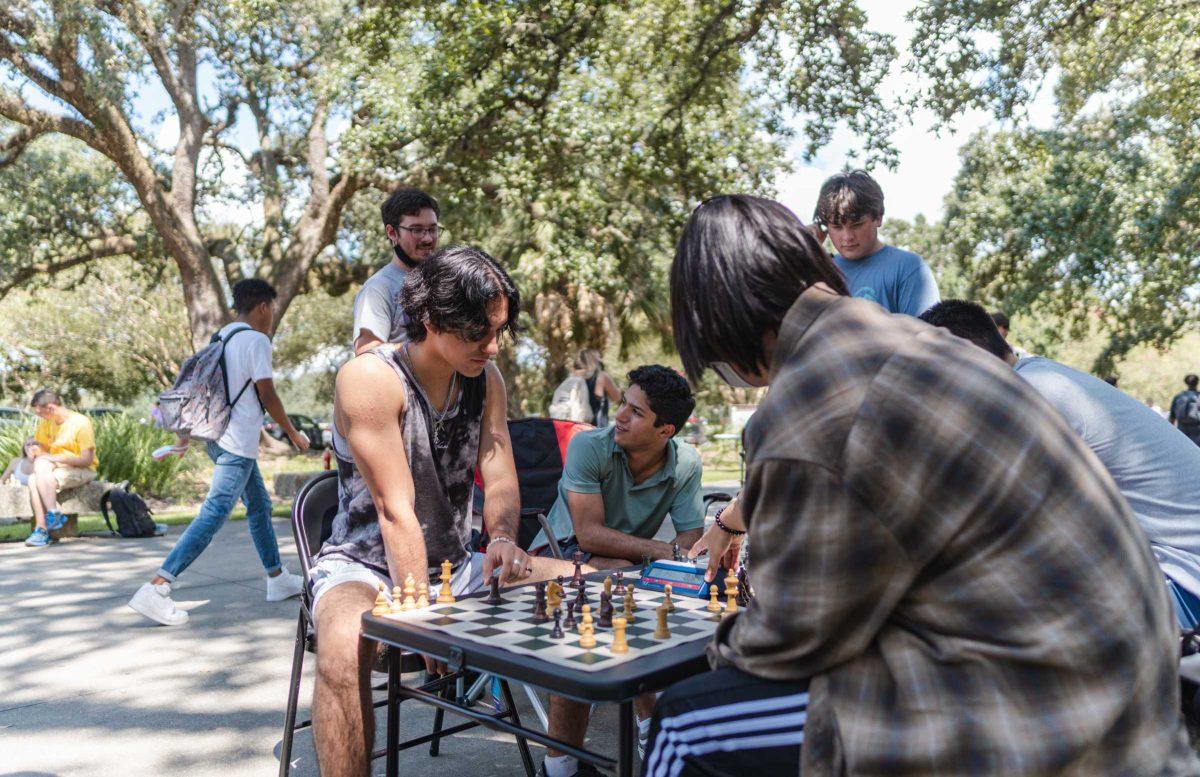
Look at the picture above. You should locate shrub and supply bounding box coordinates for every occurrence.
[0,413,196,498]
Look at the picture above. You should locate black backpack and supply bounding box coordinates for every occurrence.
[101,487,158,538]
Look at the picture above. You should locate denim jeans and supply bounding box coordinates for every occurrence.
[157,442,281,582]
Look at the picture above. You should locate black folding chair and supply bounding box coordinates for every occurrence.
[279,471,535,776]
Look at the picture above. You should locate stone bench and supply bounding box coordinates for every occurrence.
[0,480,110,538]
[273,471,329,499]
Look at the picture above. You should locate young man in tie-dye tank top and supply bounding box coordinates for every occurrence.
[309,245,575,775]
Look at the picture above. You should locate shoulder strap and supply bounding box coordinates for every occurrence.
[100,489,117,536]
[218,325,261,409]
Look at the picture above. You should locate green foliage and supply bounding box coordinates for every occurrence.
[0,419,35,464]
[908,1,1200,372]
[0,259,191,404]
[92,414,197,498]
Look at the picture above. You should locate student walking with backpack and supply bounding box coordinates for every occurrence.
[129,279,310,626]
[1170,374,1200,446]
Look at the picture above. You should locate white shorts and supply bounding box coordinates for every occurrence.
[310,553,487,616]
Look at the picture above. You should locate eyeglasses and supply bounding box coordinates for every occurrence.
[393,225,443,239]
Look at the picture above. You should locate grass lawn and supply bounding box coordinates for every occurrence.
[0,503,292,543]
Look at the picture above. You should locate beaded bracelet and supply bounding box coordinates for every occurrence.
[714,508,746,537]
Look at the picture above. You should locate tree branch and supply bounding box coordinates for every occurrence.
[0,235,139,297]
[0,124,47,168]
[0,89,102,151]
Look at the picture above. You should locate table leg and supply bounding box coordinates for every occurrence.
[618,701,634,777]
[386,648,400,777]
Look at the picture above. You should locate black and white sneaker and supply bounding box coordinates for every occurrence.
[538,761,605,777]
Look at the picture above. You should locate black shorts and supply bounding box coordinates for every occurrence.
[642,665,809,777]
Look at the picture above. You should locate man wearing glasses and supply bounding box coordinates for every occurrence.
[812,170,939,317]
[352,188,443,355]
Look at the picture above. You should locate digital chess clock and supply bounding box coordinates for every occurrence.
[637,559,726,599]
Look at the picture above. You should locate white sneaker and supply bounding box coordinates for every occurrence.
[266,566,305,602]
[128,582,189,626]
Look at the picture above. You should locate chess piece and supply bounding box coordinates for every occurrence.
[671,543,682,561]
[571,551,584,587]
[707,585,722,613]
[611,617,629,653]
[402,574,417,610]
[486,573,503,605]
[623,589,635,623]
[371,583,390,616]
[737,566,751,607]
[725,572,739,614]
[437,559,455,604]
[390,585,404,614]
[532,582,549,623]
[626,586,637,612]
[579,620,597,649]
[574,579,589,610]
[603,575,613,598]
[663,584,676,613]
[654,605,670,639]
[417,582,429,608]
[614,571,625,597]
[579,604,596,648]
[547,581,562,612]
[598,591,613,628]
[550,609,564,639]
[641,553,652,574]
[563,600,576,630]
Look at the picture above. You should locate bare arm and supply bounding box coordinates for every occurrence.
[47,448,94,469]
[1,458,16,483]
[569,490,676,564]
[675,527,703,552]
[596,371,621,403]
[476,364,536,584]
[255,377,309,450]
[334,356,429,587]
[353,329,384,356]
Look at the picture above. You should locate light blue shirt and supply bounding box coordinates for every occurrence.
[530,426,705,550]
[834,244,940,317]
[1015,356,1200,598]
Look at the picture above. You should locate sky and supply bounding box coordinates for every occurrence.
[774,0,1056,224]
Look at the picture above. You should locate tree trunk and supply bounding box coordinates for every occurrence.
[177,256,231,349]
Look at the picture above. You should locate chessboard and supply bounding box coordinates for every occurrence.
[378,573,724,672]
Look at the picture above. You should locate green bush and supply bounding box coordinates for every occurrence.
[93,414,197,497]
[0,413,196,497]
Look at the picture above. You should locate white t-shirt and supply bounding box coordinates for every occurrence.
[352,262,409,346]
[215,323,273,459]
[1014,356,1200,597]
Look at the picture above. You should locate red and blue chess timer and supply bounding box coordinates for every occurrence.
[636,559,729,599]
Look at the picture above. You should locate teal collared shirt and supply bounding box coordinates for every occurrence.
[531,426,705,550]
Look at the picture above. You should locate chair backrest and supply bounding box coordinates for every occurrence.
[290,470,339,580]
[473,417,593,549]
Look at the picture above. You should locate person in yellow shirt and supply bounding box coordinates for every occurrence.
[25,389,99,547]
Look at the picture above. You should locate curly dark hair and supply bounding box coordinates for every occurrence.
[628,365,695,436]
[401,245,521,343]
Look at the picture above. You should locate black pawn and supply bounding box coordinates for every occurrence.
[550,609,564,639]
[641,553,652,574]
[563,601,576,630]
[570,551,584,587]
[532,582,549,623]
[485,573,502,605]
[614,571,625,597]
[574,579,589,610]
[598,591,613,628]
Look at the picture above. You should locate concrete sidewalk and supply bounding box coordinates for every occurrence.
[0,520,633,776]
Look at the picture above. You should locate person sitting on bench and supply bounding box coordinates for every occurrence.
[24,390,99,548]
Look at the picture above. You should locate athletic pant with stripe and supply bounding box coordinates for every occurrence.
[641,665,809,777]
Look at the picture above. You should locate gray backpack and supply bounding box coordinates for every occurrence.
[548,375,592,423]
[158,326,261,442]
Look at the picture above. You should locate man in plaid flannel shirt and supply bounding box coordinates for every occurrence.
[641,194,1196,777]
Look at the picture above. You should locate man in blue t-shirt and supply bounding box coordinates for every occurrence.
[812,170,940,317]
[1169,374,1200,446]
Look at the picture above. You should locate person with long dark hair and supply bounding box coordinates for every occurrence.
[641,195,1194,776]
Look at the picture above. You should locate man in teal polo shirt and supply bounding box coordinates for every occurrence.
[536,364,705,777]
[533,364,705,568]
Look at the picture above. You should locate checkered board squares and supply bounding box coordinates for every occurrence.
[380,575,723,672]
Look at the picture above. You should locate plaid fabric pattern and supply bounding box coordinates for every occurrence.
[710,286,1196,775]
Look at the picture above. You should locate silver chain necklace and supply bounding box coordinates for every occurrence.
[403,344,458,450]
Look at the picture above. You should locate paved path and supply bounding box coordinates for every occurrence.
[0,488,740,776]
